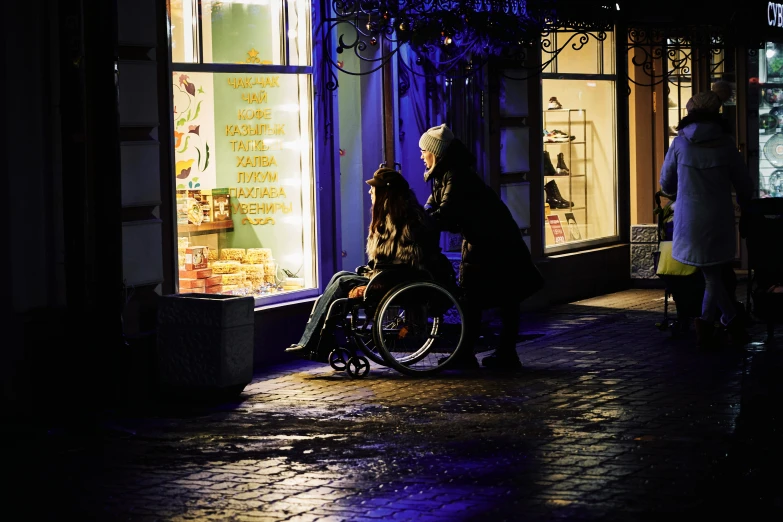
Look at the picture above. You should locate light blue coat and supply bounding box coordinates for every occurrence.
[659,121,752,267]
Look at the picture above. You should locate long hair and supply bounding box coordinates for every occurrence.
[369,186,412,235]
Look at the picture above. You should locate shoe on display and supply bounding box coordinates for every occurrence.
[543,150,558,176]
[481,352,523,371]
[544,130,569,143]
[552,129,575,141]
[668,97,677,108]
[286,344,306,353]
[556,152,570,175]
[548,96,563,110]
[544,179,573,208]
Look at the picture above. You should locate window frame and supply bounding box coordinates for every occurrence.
[167,0,324,308]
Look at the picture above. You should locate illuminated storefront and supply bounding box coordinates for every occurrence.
[540,29,619,252]
[168,1,320,306]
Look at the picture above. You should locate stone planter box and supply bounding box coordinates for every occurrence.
[157,293,254,398]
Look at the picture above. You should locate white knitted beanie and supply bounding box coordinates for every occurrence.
[419,123,454,158]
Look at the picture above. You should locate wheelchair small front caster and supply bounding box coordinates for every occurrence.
[346,356,370,378]
[328,348,352,371]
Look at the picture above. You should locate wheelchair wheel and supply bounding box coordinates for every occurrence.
[346,356,370,378]
[372,281,464,376]
[328,347,351,371]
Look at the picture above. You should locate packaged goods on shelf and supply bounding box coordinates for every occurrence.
[220,248,246,262]
[177,237,189,249]
[184,198,204,225]
[180,278,205,290]
[207,248,219,261]
[205,284,224,294]
[210,260,241,274]
[263,260,277,285]
[211,188,231,222]
[222,284,238,293]
[175,193,189,224]
[243,264,265,286]
[221,271,247,286]
[179,268,199,279]
[245,248,272,264]
[178,254,186,268]
[205,274,222,287]
[184,246,209,270]
[282,277,305,291]
[194,268,212,279]
[198,190,213,223]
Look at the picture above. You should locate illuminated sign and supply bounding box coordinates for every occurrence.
[769,2,783,27]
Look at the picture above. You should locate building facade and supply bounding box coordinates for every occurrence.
[4,1,775,410]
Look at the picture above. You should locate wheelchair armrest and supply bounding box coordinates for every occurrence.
[324,297,351,324]
[364,266,432,303]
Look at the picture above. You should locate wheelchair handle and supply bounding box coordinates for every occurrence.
[377,161,403,173]
[654,189,676,210]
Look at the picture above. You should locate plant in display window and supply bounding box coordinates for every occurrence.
[173,73,211,187]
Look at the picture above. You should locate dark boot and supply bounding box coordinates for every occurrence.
[548,179,573,207]
[483,304,523,371]
[441,303,480,369]
[694,318,717,351]
[482,351,523,371]
[543,151,558,177]
[441,350,479,370]
[544,180,571,209]
[724,317,750,348]
[556,153,570,175]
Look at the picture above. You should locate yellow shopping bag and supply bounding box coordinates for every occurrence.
[655,241,699,277]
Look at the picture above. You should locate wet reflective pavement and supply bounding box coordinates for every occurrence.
[6,287,783,521]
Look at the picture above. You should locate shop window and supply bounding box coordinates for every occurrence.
[751,42,783,199]
[169,0,316,303]
[541,30,618,251]
[170,0,310,66]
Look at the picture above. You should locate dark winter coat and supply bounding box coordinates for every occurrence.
[365,189,456,288]
[660,113,753,267]
[424,139,544,307]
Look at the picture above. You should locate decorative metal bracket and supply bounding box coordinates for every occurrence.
[321,1,620,90]
[626,27,728,89]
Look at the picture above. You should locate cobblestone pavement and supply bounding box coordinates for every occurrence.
[5,287,783,521]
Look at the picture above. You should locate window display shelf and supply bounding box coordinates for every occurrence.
[177,220,234,235]
[543,108,588,243]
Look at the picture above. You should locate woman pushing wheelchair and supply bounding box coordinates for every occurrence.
[286,167,453,362]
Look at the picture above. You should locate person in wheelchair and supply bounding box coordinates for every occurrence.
[286,167,453,361]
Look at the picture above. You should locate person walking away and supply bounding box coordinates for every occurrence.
[286,167,449,361]
[419,124,545,370]
[659,91,753,350]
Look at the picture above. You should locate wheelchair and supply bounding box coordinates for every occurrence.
[314,264,466,378]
